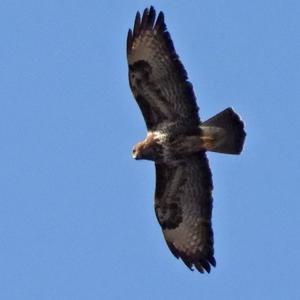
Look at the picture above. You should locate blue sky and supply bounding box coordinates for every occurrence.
[1,0,300,299]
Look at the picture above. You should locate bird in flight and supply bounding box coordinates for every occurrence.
[127,6,246,273]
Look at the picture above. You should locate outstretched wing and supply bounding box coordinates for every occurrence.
[155,154,215,273]
[127,7,200,131]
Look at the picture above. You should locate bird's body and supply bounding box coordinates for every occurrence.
[127,7,246,273]
[133,129,214,162]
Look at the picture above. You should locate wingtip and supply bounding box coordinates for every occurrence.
[155,11,166,31]
[208,256,217,267]
[149,6,156,17]
[135,10,141,23]
[130,7,166,41]
[148,6,156,28]
[141,7,149,24]
[127,29,133,55]
[133,11,141,38]
[182,253,216,273]
[140,6,156,30]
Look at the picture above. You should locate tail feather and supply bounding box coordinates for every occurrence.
[200,108,246,154]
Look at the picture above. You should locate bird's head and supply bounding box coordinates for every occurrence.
[132,142,145,160]
[132,135,162,161]
[132,142,156,161]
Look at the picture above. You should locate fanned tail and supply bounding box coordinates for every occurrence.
[200,108,246,155]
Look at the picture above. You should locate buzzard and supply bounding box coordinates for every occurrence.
[127,7,246,273]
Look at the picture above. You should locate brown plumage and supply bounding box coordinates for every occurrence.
[127,6,246,273]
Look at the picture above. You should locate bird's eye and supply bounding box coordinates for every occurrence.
[132,148,136,154]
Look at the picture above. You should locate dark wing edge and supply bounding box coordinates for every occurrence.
[127,6,200,131]
[154,154,216,273]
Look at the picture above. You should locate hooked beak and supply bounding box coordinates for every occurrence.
[132,148,140,160]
